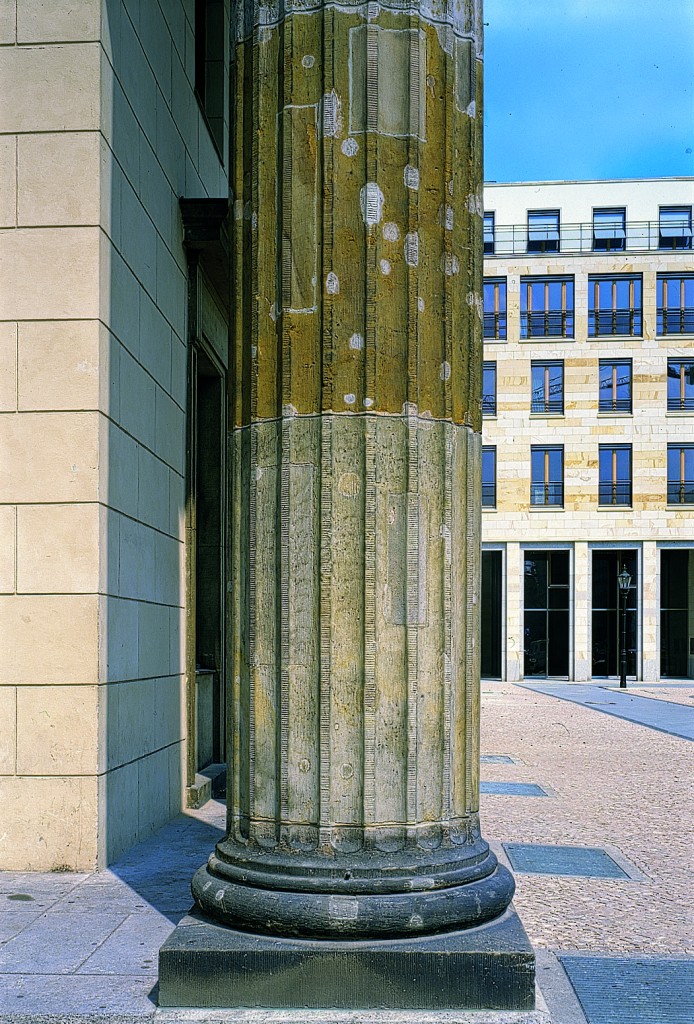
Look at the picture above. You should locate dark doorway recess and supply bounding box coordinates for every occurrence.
[523,551,570,678]
[661,549,691,678]
[191,346,225,769]
[591,550,637,678]
[481,550,503,678]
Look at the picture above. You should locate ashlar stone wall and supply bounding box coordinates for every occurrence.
[0,0,230,869]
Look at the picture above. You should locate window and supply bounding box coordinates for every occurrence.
[657,274,694,335]
[195,0,226,156]
[531,361,564,414]
[599,360,632,413]
[484,212,495,255]
[599,445,632,506]
[667,445,694,504]
[588,275,642,337]
[593,208,626,252]
[483,278,507,339]
[482,447,496,507]
[521,276,574,338]
[659,206,692,250]
[667,360,694,411]
[531,446,563,506]
[527,209,560,253]
[482,361,497,416]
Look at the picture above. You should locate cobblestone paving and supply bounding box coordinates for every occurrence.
[480,682,694,956]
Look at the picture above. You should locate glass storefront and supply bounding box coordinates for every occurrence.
[591,550,637,678]
[523,551,570,677]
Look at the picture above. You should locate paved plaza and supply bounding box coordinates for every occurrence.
[1,681,692,1024]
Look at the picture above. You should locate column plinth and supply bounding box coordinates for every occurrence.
[160,0,534,1007]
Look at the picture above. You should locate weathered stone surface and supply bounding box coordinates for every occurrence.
[190,0,522,981]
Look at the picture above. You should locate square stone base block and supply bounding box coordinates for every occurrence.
[158,906,535,1011]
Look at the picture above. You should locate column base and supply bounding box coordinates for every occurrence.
[158,906,535,1010]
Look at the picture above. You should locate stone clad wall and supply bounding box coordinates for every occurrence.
[0,0,230,869]
[481,178,694,684]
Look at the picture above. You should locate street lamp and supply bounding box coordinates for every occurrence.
[617,565,632,688]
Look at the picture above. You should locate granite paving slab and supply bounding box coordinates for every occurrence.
[481,782,549,797]
[558,955,694,1023]
[0,912,128,974]
[516,683,694,740]
[502,844,629,879]
[0,974,157,1016]
[78,913,180,975]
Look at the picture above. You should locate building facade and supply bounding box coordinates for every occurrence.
[481,178,694,684]
[0,0,232,870]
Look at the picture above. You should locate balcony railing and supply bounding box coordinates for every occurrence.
[599,396,632,413]
[588,309,643,337]
[667,480,694,504]
[485,220,693,258]
[667,395,694,411]
[657,307,694,335]
[530,482,563,506]
[531,395,564,414]
[599,481,632,506]
[521,311,574,338]
[482,394,496,416]
[483,312,507,339]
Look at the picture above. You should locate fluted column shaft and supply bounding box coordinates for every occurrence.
[193,0,514,938]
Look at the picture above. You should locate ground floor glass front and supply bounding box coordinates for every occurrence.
[480,544,693,681]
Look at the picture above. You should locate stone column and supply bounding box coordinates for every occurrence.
[505,542,523,681]
[164,0,533,1007]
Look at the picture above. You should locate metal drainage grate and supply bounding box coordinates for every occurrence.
[503,843,628,878]
[480,781,548,797]
[480,754,516,764]
[559,955,694,1024]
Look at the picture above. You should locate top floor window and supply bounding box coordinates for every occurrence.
[483,278,507,340]
[593,208,626,252]
[659,206,692,250]
[195,0,226,157]
[657,274,694,335]
[588,275,642,337]
[527,209,560,254]
[521,276,574,338]
[484,212,495,255]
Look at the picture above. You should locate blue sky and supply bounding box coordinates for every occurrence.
[483,0,694,182]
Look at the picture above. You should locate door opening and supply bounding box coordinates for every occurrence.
[591,549,637,678]
[523,550,570,678]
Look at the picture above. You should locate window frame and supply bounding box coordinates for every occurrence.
[530,445,564,507]
[658,206,692,250]
[657,273,694,336]
[598,359,632,414]
[520,275,574,339]
[588,274,643,338]
[482,361,497,417]
[667,444,694,505]
[667,359,694,412]
[527,209,560,254]
[483,277,507,340]
[482,446,497,508]
[484,211,495,255]
[598,444,632,506]
[531,360,564,415]
[592,207,626,252]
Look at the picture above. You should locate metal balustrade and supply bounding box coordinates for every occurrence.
[484,220,693,258]
[667,480,694,504]
[530,482,563,506]
[598,481,632,506]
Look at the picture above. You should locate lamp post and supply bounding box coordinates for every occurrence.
[617,565,632,688]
